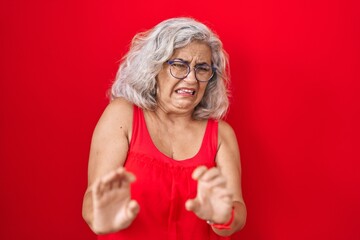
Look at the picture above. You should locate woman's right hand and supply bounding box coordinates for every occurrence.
[91,167,139,234]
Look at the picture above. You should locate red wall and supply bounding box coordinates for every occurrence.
[1,0,359,239]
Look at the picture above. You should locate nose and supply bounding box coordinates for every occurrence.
[183,68,197,84]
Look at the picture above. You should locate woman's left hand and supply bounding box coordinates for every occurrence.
[185,166,233,224]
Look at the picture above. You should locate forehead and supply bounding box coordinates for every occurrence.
[171,41,212,62]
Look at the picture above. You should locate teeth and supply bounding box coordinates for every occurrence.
[176,89,195,95]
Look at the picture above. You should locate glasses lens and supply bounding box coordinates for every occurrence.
[195,64,213,82]
[169,60,214,82]
[170,61,189,79]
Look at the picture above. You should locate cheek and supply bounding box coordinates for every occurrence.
[156,75,166,92]
[157,71,172,87]
[199,83,209,94]
[156,79,175,97]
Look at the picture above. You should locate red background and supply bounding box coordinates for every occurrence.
[1,0,359,239]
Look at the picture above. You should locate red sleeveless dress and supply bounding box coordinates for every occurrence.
[98,106,230,240]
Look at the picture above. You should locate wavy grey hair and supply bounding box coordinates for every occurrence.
[110,17,230,120]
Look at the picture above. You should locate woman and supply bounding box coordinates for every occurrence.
[82,17,247,239]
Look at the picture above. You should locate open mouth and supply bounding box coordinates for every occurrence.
[175,88,196,95]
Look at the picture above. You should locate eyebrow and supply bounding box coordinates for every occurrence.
[172,58,211,66]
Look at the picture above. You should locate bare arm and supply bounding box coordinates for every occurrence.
[185,120,247,236]
[82,98,138,234]
[213,120,247,236]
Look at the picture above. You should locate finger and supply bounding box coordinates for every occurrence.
[100,168,136,189]
[115,168,136,183]
[185,198,200,212]
[123,170,136,183]
[98,178,111,194]
[206,175,227,189]
[92,178,103,198]
[192,166,208,180]
[126,200,140,219]
[101,170,119,182]
[200,167,221,182]
[100,170,124,190]
[213,187,233,201]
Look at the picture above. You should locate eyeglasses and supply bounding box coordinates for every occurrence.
[167,59,216,82]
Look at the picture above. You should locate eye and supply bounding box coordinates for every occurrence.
[196,64,211,72]
[172,62,188,69]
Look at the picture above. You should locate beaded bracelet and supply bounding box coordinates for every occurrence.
[207,207,235,230]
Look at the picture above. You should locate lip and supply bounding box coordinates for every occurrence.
[174,87,196,96]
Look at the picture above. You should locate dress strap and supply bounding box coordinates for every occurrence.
[129,105,140,148]
[200,119,218,163]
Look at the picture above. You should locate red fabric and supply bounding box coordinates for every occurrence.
[98,106,229,240]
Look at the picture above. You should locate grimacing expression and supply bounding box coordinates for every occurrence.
[156,41,212,113]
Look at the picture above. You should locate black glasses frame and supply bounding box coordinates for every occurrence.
[167,60,216,82]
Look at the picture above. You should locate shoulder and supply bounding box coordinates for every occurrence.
[218,120,233,131]
[217,120,239,150]
[218,120,236,139]
[105,97,134,115]
[102,97,133,122]
[215,120,241,167]
[94,97,134,139]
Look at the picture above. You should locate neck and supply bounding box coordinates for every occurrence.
[150,106,195,127]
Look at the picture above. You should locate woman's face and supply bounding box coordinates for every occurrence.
[156,41,212,115]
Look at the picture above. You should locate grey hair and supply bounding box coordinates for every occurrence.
[110,17,230,120]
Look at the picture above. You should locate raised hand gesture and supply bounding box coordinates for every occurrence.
[91,167,139,234]
[185,166,233,224]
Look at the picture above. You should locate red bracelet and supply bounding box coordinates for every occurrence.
[207,208,235,230]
